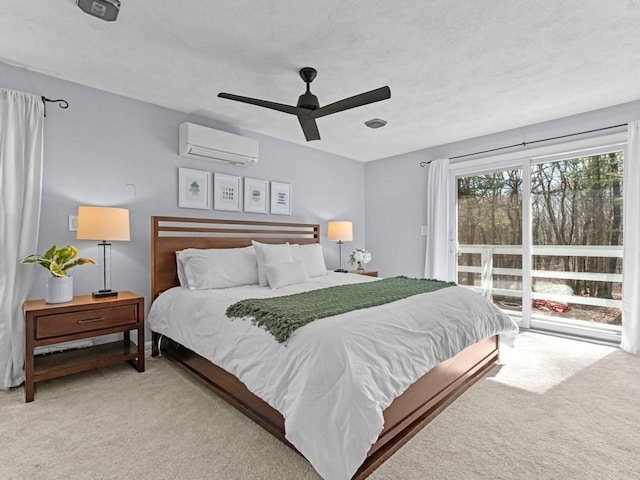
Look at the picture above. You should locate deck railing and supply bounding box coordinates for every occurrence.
[457,244,623,311]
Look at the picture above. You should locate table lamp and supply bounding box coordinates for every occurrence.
[76,206,130,297]
[327,221,353,273]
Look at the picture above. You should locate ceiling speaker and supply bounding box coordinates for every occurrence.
[76,0,121,21]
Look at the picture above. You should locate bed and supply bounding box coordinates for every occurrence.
[148,216,518,480]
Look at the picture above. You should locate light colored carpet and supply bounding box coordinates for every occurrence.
[1,332,639,480]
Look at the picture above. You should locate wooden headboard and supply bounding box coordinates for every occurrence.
[151,216,320,299]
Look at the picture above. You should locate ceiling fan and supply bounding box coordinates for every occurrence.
[218,67,391,141]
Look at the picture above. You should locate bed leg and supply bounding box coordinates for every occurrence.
[151,331,161,357]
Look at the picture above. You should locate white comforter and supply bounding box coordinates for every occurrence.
[148,273,519,480]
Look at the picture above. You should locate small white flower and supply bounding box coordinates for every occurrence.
[348,248,372,267]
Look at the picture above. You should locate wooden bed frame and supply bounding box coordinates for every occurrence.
[149,216,499,479]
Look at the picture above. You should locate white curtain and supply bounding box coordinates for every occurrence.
[0,89,44,389]
[621,121,640,355]
[424,158,454,281]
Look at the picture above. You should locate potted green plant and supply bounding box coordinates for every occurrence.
[22,245,96,303]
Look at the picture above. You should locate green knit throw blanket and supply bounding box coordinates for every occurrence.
[225,276,456,343]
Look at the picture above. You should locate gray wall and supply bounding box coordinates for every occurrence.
[366,100,640,278]
[7,58,639,310]
[1,62,365,316]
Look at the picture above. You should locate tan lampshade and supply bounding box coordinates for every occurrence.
[327,221,353,242]
[76,206,130,241]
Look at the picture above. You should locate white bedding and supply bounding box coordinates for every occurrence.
[148,273,519,480]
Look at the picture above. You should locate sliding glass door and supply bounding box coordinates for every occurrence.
[455,141,624,343]
[529,150,623,341]
[457,168,527,326]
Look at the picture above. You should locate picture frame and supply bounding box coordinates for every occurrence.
[270,181,292,215]
[178,167,210,210]
[243,177,268,214]
[213,173,242,212]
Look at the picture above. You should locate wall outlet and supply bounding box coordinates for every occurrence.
[421,226,428,236]
[68,215,77,232]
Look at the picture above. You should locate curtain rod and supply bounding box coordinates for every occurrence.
[41,96,69,117]
[419,123,627,167]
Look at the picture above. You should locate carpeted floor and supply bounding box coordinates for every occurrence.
[1,332,639,480]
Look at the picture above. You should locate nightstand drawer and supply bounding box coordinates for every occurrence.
[35,304,137,339]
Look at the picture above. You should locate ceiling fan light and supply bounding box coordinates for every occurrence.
[365,118,387,129]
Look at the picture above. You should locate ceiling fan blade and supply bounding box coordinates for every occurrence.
[298,115,320,141]
[312,86,391,119]
[218,93,304,116]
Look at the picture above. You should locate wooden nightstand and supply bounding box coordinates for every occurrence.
[23,291,145,402]
[349,270,378,277]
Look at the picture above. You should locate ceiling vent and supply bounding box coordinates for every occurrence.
[178,123,259,166]
[77,0,120,22]
[364,118,387,129]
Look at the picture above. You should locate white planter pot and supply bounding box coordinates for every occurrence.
[45,275,73,304]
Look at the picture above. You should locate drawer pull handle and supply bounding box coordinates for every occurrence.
[77,317,105,324]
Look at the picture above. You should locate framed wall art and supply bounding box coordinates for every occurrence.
[243,177,268,214]
[213,173,241,211]
[270,181,292,215]
[178,167,210,209]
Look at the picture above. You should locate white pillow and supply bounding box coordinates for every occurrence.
[176,252,188,286]
[252,241,294,286]
[176,246,258,290]
[264,261,309,289]
[291,243,328,277]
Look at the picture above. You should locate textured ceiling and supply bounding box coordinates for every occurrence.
[2,1,640,161]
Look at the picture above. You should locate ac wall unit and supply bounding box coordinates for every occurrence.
[178,122,258,166]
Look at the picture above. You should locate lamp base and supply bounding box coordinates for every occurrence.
[334,269,348,273]
[92,289,118,298]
